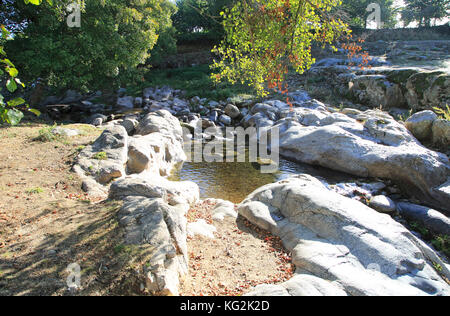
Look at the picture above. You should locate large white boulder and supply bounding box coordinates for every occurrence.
[432,119,450,148]
[238,175,450,296]
[118,196,189,296]
[251,103,450,210]
[73,126,129,194]
[127,133,186,176]
[109,175,199,206]
[405,110,438,141]
[136,110,183,141]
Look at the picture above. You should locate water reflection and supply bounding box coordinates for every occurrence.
[169,146,354,203]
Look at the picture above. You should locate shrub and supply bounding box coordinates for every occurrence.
[4,0,176,93]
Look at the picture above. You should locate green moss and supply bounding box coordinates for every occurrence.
[409,71,445,99]
[409,222,449,259]
[92,152,108,160]
[385,69,417,85]
[432,74,448,88]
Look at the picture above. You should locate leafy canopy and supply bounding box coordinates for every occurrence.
[4,0,176,92]
[212,0,351,97]
[401,0,450,27]
[0,0,48,126]
[172,0,237,43]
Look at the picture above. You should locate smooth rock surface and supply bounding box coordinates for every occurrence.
[245,273,347,296]
[225,104,241,119]
[405,110,438,141]
[127,133,186,176]
[109,175,199,206]
[254,103,450,210]
[369,195,397,213]
[74,125,128,190]
[187,219,217,239]
[397,202,450,236]
[118,196,189,296]
[117,96,135,109]
[238,175,450,296]
[204,199,238,222]
[432,119,450,148]
[136,110,183,141]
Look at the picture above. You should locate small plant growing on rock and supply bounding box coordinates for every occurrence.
[431,235,450,258]
[92,152,108,160]
[398,109,414,122]
[433,105,450,121]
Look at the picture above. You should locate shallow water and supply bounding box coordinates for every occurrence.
[169,149,354,203]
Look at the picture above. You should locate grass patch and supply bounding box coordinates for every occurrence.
[35,124,60,142]
[71,124,101,136]
[26,187,44,194]
[136,64,254,101]
[431,235,450,258]
[113,244,139,256]
[397,109,414,122]
[409,221,449,259]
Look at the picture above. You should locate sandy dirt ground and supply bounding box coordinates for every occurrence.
[0,121,294,296]
[180,200,294,296]
[0,122,144,296]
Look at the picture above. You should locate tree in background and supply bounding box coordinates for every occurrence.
[401,0,450,27]
[172,0,236,42]
[3,0,176,92]
[212,0,357,98]
[339,0,396,28]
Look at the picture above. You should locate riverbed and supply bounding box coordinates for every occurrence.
[169,152,355,203]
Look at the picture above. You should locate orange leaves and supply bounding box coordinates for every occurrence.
[342,36,371,70]
[187,200,216,224]
[266,70,293,109]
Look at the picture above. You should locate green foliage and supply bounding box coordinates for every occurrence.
[409,221,430,237]
[433,104,450,121]
[148,26,178,65]
[431,235,450,259]
[173,0,236,43]
[402,0,449,27]
[4,0,176,92]
[409,221,450,259]
[0,4,41,126]
[398,109,414,122]
[212,0,351,97]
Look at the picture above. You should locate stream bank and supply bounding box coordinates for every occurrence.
[70,96,449,295]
